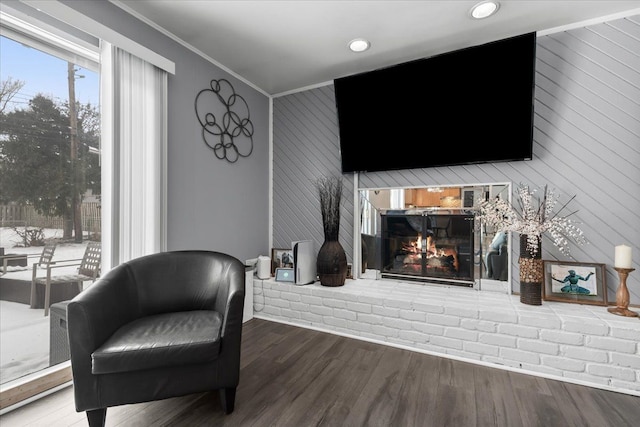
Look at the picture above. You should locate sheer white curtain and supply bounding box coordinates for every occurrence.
[101,41,167,269]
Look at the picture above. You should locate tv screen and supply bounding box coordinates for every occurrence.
[335,32,536,173]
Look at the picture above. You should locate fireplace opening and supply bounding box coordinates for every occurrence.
[380,210,475,286]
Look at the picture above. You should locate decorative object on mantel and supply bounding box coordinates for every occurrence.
[315,175,347,287]
[271,248,293,276]
[476,184,587,305]
[608,244,638,317]
[194,78,254,163]
[519,234,543,305]
[542,261,607,306]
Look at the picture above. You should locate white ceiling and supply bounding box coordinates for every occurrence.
[112,1,640,96]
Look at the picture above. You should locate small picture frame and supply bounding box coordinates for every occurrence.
[271,248,294,275]
[542,261,607,306]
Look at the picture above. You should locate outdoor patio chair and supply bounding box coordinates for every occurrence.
[1,242,57,274]
[31,241,101,316]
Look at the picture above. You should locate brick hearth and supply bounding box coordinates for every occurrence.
[251,275,640,397]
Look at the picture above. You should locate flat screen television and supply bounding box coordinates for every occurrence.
[334,32,536,173]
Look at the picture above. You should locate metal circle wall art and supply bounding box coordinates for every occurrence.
[195,78,254,163]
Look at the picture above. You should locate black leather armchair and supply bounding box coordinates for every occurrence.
[67,250,245,427]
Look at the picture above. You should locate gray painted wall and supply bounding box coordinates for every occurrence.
[273,15,640,305]
[63,0,271,264]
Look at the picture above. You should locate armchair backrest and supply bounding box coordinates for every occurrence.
[122,250,245,317]
[499,243,509,255]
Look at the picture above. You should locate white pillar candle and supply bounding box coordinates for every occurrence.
[614,244,632,269]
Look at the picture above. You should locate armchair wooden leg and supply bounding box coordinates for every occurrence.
[219,388,236,414]
[86,408,106,427]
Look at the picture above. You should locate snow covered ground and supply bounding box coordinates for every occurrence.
[0,300,50,384]
[0,227,95,385]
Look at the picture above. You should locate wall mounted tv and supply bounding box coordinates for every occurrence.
[334,32,536,173]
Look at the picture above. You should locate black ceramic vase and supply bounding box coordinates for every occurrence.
[519,234,543,305]
[317,239,347,287]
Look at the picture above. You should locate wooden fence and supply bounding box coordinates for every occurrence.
[0,203,101,232]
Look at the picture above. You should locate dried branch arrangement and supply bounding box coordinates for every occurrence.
[315,175,343,241]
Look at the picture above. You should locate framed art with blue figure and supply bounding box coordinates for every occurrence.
[542,261,607,306]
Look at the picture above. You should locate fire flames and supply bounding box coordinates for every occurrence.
[401,234,447,258]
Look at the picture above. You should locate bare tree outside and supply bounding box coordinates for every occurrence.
[0,77,24,114]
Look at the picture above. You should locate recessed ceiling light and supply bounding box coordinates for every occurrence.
[348,38,371,53]
[470,1,500,19]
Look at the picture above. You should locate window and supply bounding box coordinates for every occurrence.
[0,5,101,408]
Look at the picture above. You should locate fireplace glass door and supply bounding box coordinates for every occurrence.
[380,211,474,286]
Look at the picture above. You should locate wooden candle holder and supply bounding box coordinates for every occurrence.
[607,267,638,317]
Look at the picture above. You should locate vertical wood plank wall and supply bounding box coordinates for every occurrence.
[272,15,640,304]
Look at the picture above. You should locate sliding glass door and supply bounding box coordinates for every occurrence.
[0,10,101,404]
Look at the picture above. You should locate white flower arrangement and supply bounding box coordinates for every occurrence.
[476,184,586,257]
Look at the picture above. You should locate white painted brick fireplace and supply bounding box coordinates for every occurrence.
[251,275,640,397]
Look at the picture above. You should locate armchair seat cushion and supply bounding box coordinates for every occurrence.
[92,310,222,374]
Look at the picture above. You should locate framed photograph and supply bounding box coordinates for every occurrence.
[542,261,607,306]
[271,248,294,275]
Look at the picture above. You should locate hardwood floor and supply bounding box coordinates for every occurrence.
[2,318,639,427]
